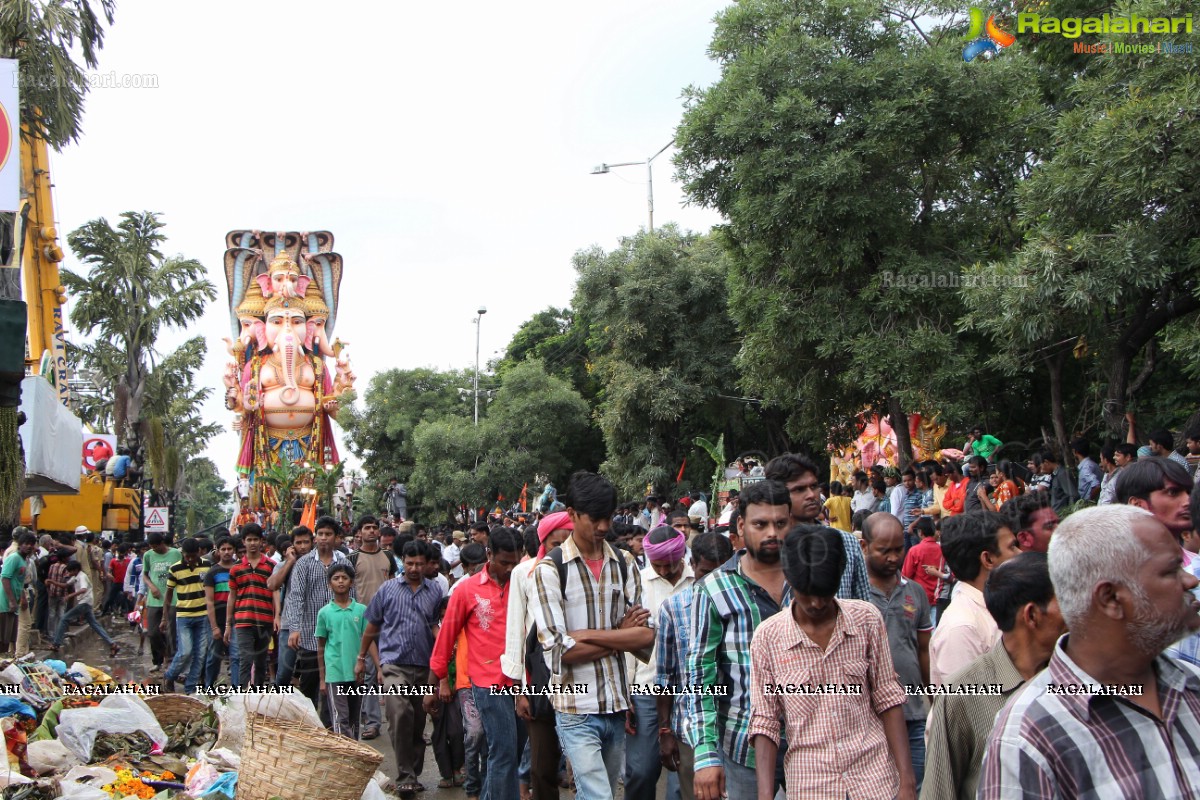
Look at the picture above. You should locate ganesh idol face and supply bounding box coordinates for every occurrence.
[265,306,308,351]
[270,266,302,299]
[239,315,266,351]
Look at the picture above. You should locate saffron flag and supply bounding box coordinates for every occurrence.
[677,459,687,483]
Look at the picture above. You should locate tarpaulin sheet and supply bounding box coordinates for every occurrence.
[19,376,81,495]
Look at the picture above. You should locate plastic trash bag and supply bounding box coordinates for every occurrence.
[0,757,31,788]
[361,777,388,800]
[0,698,35,720]
[62,766,117,786]
[212,692,321,754]
[25,739,80,775]
[42,661,66,676]
[200,771,237,800]
[55,695,167,762]
[0,665,23,686]
[199,747,240,771]
[57,781,109,800]
[185,761,220,795]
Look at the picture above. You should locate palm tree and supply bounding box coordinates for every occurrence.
[61,211,216,458]
[0,0,117,301]
[0,1,115,526]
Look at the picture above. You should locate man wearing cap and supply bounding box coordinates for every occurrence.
[504,512,573,800]
[625,526,694,800]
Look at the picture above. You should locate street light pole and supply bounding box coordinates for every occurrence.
[474,307,487,425]
[592,139,675,232]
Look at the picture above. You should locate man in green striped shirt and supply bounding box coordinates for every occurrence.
[163,538,211,693]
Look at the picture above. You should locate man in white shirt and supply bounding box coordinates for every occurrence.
[443,532,464,580]
[718,490,739,526]
[851,471,876,514]
[504,513,573,800]
[929,512,1021,682]
[687,492,709,531]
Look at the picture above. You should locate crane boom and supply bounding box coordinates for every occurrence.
[19,128,69,406]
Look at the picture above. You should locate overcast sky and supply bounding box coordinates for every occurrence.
[48,0,728,489]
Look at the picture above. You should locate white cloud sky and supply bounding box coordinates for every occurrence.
[47,0,728,488]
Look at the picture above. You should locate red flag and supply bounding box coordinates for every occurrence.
[676,459,687,483]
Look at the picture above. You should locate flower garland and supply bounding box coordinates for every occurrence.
[100,768,176,799]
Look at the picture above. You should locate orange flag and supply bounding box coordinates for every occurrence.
[676,459,687,483]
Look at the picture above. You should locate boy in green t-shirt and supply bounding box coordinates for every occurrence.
[141,533,181,673]
[316,563,377,740]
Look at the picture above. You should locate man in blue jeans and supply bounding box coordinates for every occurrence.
[427,528,525,800]
[624,525,695,800]
[49,561,119,656]
[162,538,212,693]
[531,472,654,800]
[204,537,239,687]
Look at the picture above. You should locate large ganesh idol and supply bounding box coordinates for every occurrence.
[222,231,355,511]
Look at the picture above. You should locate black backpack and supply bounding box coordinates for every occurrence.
[523,546,629,719]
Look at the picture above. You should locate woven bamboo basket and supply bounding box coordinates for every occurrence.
[236,712,383,800]
[144,694,209,727]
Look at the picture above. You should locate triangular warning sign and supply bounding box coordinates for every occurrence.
[146,509,165,527]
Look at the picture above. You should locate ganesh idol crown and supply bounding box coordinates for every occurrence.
[221,230,356,510]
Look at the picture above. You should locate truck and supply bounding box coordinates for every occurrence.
[15,126,141,538]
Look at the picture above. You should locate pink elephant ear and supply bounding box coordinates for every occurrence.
[253,320,267,350]
[255,273,272,297]
[304,319,316,350]
[296,276,311,295]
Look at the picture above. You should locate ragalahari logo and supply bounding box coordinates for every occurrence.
[963,7,1016,61]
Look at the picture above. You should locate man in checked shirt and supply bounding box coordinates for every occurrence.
[531,471,655,800]
[689,479,794,800]
[656,531,733,800]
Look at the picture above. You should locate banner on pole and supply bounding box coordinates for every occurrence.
[0,59,18,215]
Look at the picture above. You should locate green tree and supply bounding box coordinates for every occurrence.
[409,360,590,518]
[495,306,605,473]
[0,0,116,149]
[61,212,216,459]
[964,0,1200,443]
[572,227,767,495]
[339,367,473,500]
[674,0,1045,456]
[175,457,231,535]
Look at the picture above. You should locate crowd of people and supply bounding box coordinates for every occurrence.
[3,434,1200,800]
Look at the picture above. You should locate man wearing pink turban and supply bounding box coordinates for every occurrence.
[503,511,573,799]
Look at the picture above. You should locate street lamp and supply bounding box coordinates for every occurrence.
[591,139,675,232]
[473,307,487,425]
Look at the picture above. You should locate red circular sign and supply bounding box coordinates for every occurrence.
[82,437,114,470]
[0,100,10,175]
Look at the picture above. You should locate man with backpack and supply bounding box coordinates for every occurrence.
[530,472,654,800]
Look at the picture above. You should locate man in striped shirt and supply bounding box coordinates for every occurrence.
[655,531,733,800]
[980,505,1200,799]
[225,524,277,688]
[162,538,211,694]
[531,471,654,800]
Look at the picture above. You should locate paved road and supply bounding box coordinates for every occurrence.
[64,618,668,798]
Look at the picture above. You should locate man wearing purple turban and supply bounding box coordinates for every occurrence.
[625,526,694,800]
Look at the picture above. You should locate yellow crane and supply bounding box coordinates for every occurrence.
[18,127,141,536]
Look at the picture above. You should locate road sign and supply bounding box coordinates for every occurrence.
[145,507,169,533]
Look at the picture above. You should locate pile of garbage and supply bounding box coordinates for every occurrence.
[0,656,392,800]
